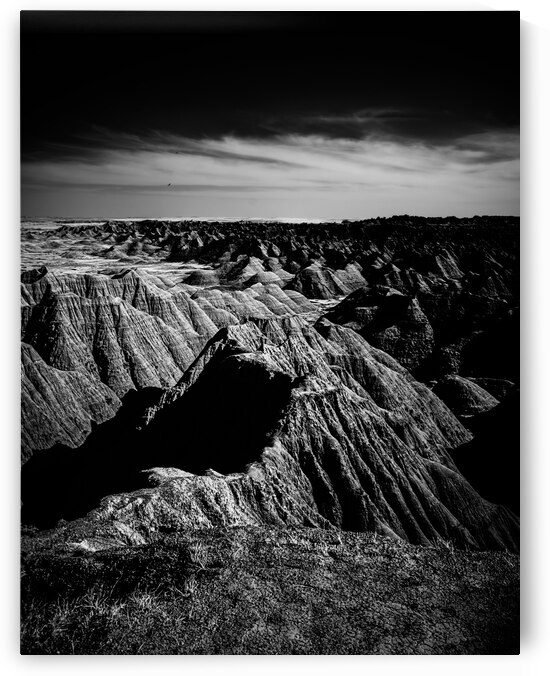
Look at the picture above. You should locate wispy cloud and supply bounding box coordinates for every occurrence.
[21,127,519,218]
[262,107,438,139]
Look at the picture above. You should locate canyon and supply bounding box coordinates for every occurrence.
[20,216,519,654]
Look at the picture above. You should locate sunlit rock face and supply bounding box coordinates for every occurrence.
[22,216,518,390]
[20,267,318,457]
[21,343,121,462]
[22,314,518,552]
[20,217,519,553]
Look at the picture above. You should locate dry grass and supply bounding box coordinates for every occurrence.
[21,527,520,655]
[20,536,215,654]
[21,585,195,654]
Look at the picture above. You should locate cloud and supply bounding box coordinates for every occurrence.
[34,127,306,169]
[21,127,519,217]
[452,131,520,164]
[262,107,436,139]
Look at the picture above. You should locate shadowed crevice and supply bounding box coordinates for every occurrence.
[21,351,293,529]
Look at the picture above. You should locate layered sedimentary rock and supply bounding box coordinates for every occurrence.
[22,314,518,552]
[287,261,365,299]
[20,267,316,457]
[325,287,435,371]
[20,217,519,555]
[21,343,121,461]
[22,216,517,385]
[23,218,518,327]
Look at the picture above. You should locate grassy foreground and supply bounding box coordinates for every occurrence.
[21,527,519,655]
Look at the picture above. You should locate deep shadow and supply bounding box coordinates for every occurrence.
[451,391,520,515]
[21,348,293,529]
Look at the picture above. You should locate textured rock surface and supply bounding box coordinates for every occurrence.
[21,343,121,461]
[21,527,519,655]
[20,217,520,655]
[287,261,364,299]
[464,377,516,402]
[20,217,519,553]
[432,375,500,418]
[23,216,518,388]
[326,287,435,371]
[20,267,317,456]
[22,315,518,551]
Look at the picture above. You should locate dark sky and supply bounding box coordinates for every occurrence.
[21,11,519,219]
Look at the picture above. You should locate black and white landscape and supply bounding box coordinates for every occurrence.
[20,12,519,655]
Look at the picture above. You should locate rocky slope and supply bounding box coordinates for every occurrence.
[20,216,520,654]
[431,375,500,419]
[21,217,518,455]
[22,314,518,552]
[20,267,317,456]
[21,343,121,463]
[20,217,519,552]
[22,216,519,380]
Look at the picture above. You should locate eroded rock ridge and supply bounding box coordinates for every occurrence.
[20,217,519,552]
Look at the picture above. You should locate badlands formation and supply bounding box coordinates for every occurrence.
[20,216,519,654]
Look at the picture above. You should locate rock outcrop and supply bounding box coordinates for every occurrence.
[22,314,518,552]
[20,217,519,555]
[325,287,434,371]
[431,375,500,418]
[20,267,316,457]
[22,217,518,390]
[21,343,121,461]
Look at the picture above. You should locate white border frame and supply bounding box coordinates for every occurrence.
[3,2,548,673]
